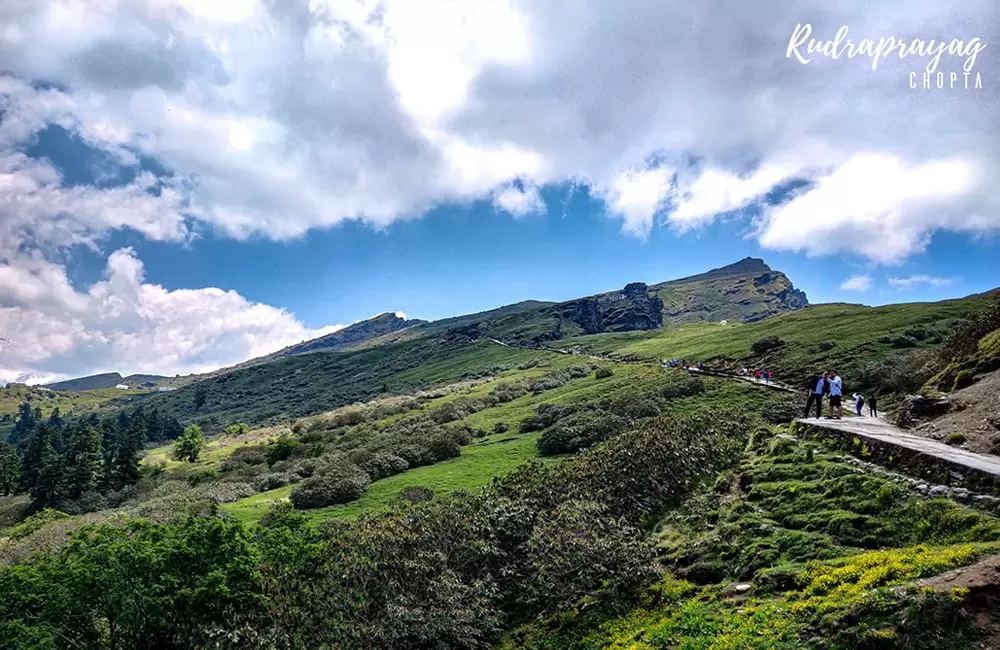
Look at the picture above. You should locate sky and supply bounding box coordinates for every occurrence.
[0,0,998,384]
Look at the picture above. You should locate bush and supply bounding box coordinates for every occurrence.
[397,486,435,504]
[519,403,578,433]
[818,340,836,351]
[289,464,371,509]
[185,467,219,487]
[355,452,409,480]
[661,376,705,400]
[892,335,920,348]
[265,435,301,466]
[254,472,297,492]
[944,433,966,446]
[751,336,785,354]
[493,422,509,434]
[566,364,592,378]
[537,412,629,455]
[595,367,614,379]
[761,395,802,425]
[220,445,267,472]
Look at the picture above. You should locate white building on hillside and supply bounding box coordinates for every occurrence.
[115,384,129,390]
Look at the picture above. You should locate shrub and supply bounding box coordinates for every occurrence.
[761,395,803,425]
[892,335,919,348]
[519,403,578,433]
[355,452,409,480]
[817,340,836,351]
[537,412,629,455]
[493,422,509,434]
[904,328,929,341]
[265,435,301,466]
[944,433,966,445]
[254,472,297,492]
[877,335,894,344]
[289,464,371,509]
[226,423,249,436]
[661,376,705,400]
[397,486,435,504]
[566,364,592,378]
[751,336,784,354]
[185,467,219,487]
[595,367,614,379]
[220,445,267,472]
[492,381,529,403]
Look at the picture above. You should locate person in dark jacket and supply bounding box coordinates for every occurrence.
[868,394,878,418]
[804,371,827,418]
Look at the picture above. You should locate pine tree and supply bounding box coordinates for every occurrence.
[9,402,36,445]
[112,423,145,490]
[65,424,103,499]
[29,426,65,508]
[0,441,19,495]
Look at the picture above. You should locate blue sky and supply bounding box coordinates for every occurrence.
[0,0,997,382]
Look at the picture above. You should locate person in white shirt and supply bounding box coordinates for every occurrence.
[827,370,843,419]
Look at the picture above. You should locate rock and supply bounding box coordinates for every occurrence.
[915,483,928,493]
[953,488,969,499]
[734,583,752,592]
[897,395,952,428]
[929,486,948,498]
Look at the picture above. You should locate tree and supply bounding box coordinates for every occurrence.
[30,426,65,509]
[65,425,103,499]
[173,425,205,463]
[9,402,36,445]
[194,385,208,411]
[111,423,145,489]
[0,441,19,495]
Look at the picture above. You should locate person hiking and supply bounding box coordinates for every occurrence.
[804,371,827,418]
[766,370,772,385]
[827,370,843,419]
[754,369,761,383]
[853,393,865,417]
[868,393,878,418]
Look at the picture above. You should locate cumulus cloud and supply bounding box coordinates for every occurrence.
[0,0,997,378]
[888,274,955,289]
[0,249,342,384]
[597,165,674,238]
[840,274,873,291]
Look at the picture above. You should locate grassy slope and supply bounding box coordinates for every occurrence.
[220,360,778,525]
[553,297,988,381]
[503,431,1000,649]
[0,384,147,420]
[125,338,540,429]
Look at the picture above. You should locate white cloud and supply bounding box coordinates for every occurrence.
[0,0,998,378]
[755,153,988,263]
[492,182,545,217]
[597,165,673,238]
[0,249,342,384]
[888,275,954,289]
[840,274,873,291]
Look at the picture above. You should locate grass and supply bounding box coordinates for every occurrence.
[221,431,556,524]
[0,384,144,420]
[503,429,1000,650]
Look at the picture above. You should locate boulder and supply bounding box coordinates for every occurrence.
[897,394,952,428]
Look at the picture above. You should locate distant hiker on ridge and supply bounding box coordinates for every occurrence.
[804,371,827,419]
[827,370,843,420]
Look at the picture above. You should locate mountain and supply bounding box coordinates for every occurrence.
[440,258,807,343]
[272,312,427,358]
[651,257,808,324]
[45,372,168,391]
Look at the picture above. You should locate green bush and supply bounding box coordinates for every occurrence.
[265,435,301,466]
[595,367,614,379]
[493,422,510,434]
[750,336,784,354]
[892,335,920,348]
[289,464,371,509]
[537,412,629,456]
[397,486,435,504]
[944,432,966,445]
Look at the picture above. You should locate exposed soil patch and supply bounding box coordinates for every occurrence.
[915,369,1000,455]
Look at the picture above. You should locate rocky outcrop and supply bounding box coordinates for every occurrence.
[897,394,953,428]
[276,313,426,358]
[554,282,664,336]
